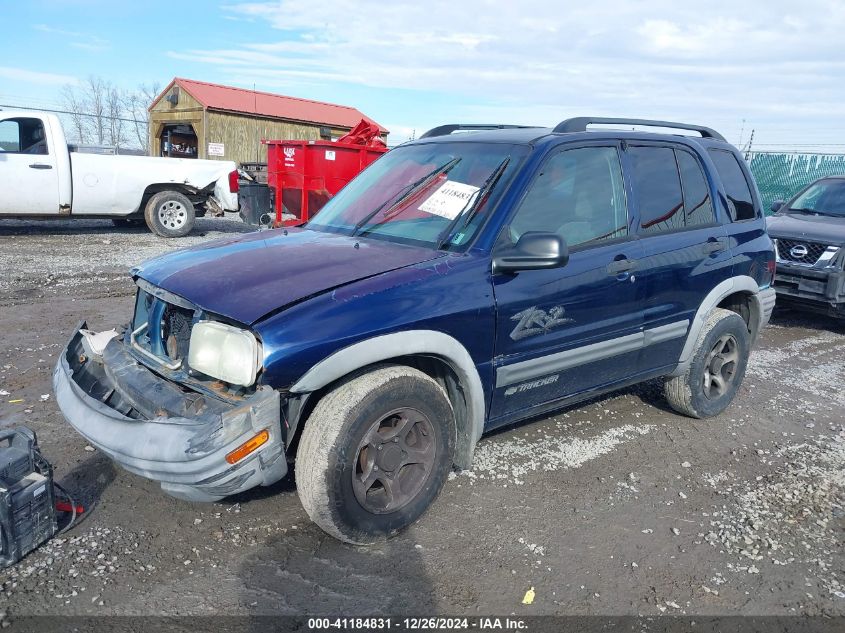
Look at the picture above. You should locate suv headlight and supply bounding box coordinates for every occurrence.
[188,321,262,387]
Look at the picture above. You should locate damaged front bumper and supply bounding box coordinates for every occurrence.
[773,262,845,317]
[53,324,287,502]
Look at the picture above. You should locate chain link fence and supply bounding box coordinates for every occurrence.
[746,152,845,213]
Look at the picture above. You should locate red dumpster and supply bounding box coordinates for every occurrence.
[265,120,388,226]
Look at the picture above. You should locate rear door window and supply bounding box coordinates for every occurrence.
[628,146,684,234]
[708,149,757,221]
[676,150,715,226]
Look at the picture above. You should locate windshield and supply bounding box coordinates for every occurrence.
[306,142,529,249]
[788,180,845,217]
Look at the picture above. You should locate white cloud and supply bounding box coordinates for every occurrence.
[70,41,111,52]
[34,23,84,38]
[176,1,845,148]
[0,66,78,86]
[381,123,417,146]
[34,23,110,52]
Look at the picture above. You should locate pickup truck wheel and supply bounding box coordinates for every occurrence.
[664,308,750,418]
[144,191,195,237]
[295,365,455,544]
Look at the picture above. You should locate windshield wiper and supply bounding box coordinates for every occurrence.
[807,209,844,218]
[351,157,461,237]
[436,157,510,250]
[789,207,823,216]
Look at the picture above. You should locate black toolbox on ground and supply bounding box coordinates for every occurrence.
[0,427,57,568]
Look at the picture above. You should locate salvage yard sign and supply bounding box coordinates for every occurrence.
[207,142,225,157]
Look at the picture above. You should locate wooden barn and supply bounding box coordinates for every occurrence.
[147,78,388,165]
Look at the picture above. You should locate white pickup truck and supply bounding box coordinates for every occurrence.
[0,110,239,237]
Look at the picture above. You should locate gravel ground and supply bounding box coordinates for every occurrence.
[0,218,842,621]
[0,216,253,298]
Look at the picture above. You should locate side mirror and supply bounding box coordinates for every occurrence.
[770,200,785,214]
[493,231,569,274]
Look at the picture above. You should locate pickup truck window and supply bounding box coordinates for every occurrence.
[0,120,20,152]
[307,142,528,250]
[0,118,48,155]
[508,146,627,247]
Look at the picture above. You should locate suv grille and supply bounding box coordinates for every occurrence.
[776,239,829,265]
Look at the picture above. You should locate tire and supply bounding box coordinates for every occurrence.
[664,308,750,418]
[144,191,195,238]
[295,365,455,544]
[111,217,145,228]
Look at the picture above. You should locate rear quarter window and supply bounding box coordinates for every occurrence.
[708,149,757,221]
[676,150,715,226]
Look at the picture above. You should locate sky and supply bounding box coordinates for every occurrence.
[1,0,844,150]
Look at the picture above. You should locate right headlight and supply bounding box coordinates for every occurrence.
[188,321,262,387]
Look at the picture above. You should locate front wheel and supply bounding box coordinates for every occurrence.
[144,191,195,237]
[664,308,750,418]
[295,365,455,544]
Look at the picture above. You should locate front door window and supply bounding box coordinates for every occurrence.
[508,146,628,247]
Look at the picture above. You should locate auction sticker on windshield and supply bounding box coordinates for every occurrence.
[419,180,480,220]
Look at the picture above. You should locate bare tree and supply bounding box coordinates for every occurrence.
[57,75,158,150]
[124,81,161,150]
[84,76,107,144]
[59,84,89,144]
[106,84,126,148]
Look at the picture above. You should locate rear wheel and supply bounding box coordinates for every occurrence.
[144,191,195,238]
[295,365,455,544]
[664,308,750,418]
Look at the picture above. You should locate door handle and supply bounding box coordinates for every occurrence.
[702,238,727,255]
[29,163,53,170]
[606,258,637,275]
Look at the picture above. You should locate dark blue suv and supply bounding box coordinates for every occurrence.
[54,117,776,543]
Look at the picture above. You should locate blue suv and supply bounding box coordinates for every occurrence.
[54,117,776,543]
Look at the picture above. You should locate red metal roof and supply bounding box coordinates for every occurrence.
[152,78,388,134]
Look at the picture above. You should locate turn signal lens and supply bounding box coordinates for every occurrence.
[228,169,240,193]
[765,255,776,284]
[225,430,269,464]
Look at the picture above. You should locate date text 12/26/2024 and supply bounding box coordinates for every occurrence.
[307,617,528,631]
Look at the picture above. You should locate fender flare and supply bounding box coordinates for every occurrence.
[289,330,486,469]
[669,275,769,377]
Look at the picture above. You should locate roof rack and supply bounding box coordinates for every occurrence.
[419,124,537,139]
[552,117,726,142]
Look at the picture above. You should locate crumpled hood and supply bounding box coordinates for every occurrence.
[133,228,444,324]
[767,213,845,246]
